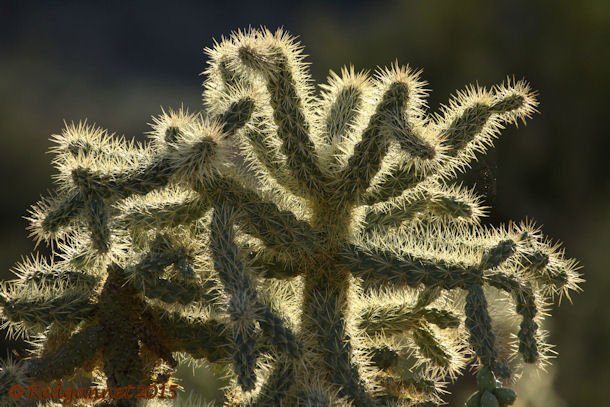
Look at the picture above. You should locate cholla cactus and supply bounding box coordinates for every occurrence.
[0,28,582,407]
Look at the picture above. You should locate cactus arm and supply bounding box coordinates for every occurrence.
[24,324,105,383]
[116,187,209,231]
[412,323,454,371]
[210,204,302,391]
[240,117,299,193]
[358,303,459,337]
[244,246,303,279]
[12,257,99,290]
[157,310,230,362]
[235,31,330,199]
[432,80,538,178]
[362,184,484,233]
[464,283,510,378]
[248,356,295,406]
[70,156,174,200]
[339,243,480,289]
[331,68,434,206]
[416,308,461,329]
[315,67,373,179]
[0,288,96,334]
[217,98,256,137]
[319,67,368,146]
[360,157,429,205]
[35,189,86,240]
[204,175,319,259]
[123,247,214,306]
[485,273,539,363]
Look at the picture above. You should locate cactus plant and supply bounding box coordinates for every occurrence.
[0,27,582,406]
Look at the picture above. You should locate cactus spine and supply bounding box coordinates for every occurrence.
[0,28,581,407]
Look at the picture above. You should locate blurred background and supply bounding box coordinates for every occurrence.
[1,0,608,405]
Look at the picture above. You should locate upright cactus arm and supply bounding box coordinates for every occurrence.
[318,67,369,147]
[203,37,305,198]
[361,79,537,207]
[330,65,435,206]
[314,66,375,182]
[232,29,331,199]
[237,115,295,189]
[307,285,376,406]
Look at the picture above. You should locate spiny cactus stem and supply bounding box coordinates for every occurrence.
[361,162,427,205]
[295,205,373,405]
[241,119,297,194]
[485,273,539,363]
[201,175,320,259]
[464,284,509,379]
[24,324,105,383]
[71,158,173,200]
[218,98,256,137]
[156,310,231,362]
[247,355,295,406]
[324,85,362,144]
[41,189,85,233]
[99,265,148,403]
[301,265,375,406]
[242,53,331,200]
[440,103,492,156]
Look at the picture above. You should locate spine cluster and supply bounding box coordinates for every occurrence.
[0,28,581,407]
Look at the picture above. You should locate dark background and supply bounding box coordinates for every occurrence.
[1,0,608,405]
